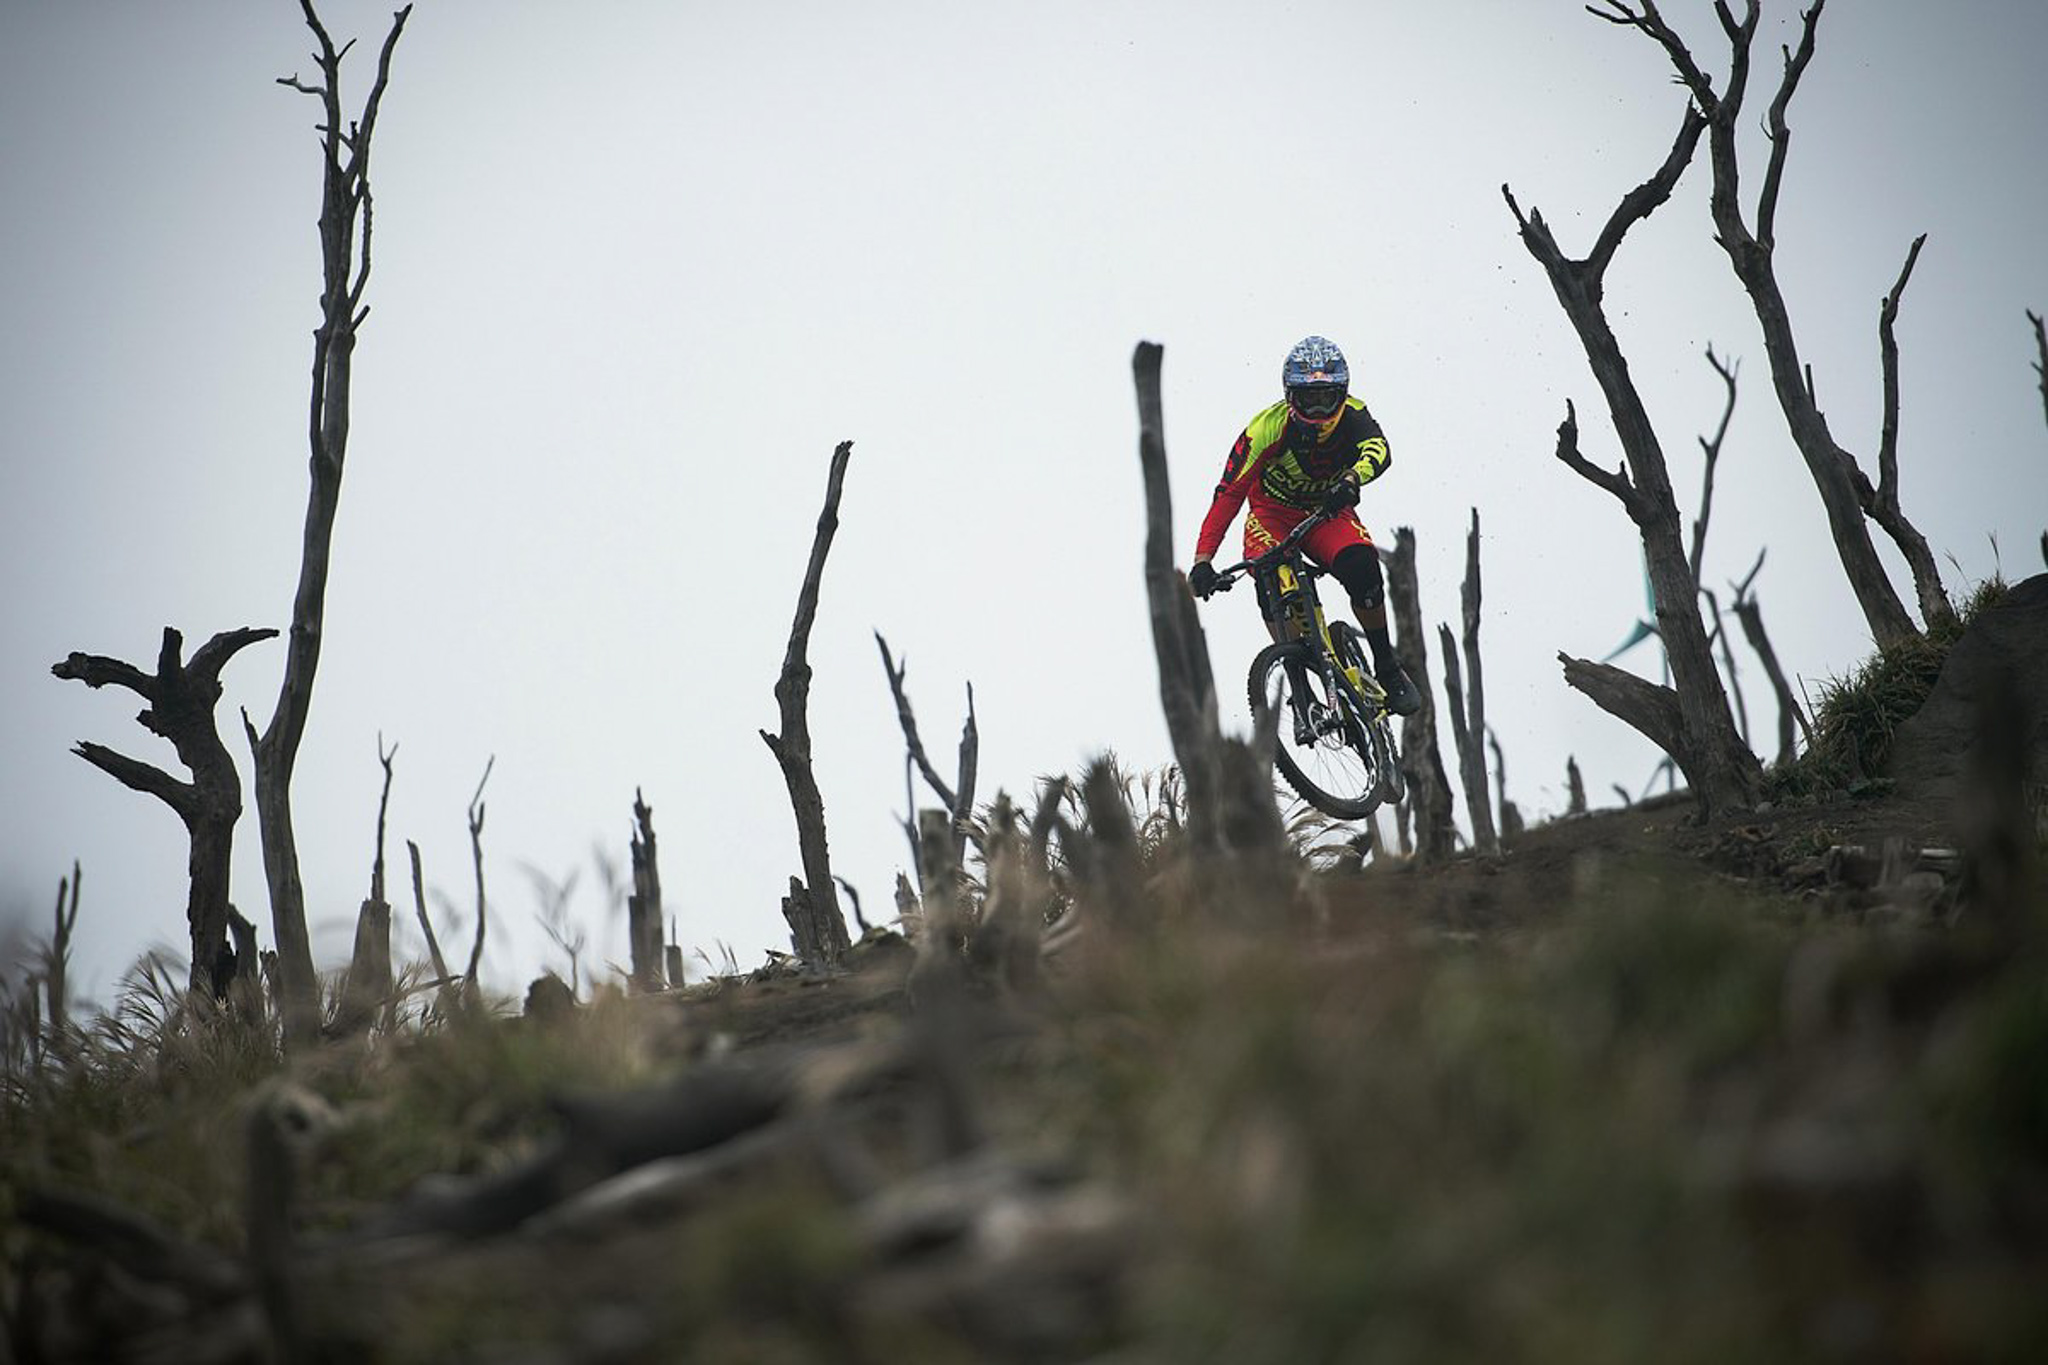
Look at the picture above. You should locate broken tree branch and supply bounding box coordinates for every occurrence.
[2029,309,2047,430]
[1439,622,1496,856]
[1730,551,1814,764]
[1385,528,1456,862]
[1457,509,1497,854]
[875,634,980,884]
[1869,233,1954,631]
[761,441,855,967]
[464,756,493,993]
[1133,341,1232,852]
[877,634,959,813]
[1689,346,1739,586]
[1560,653,1687,764]
[406,839,451,983]
[56,626,276,995]
[1552,400,1642,520]
[628,789,665,991]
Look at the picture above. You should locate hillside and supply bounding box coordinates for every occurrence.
[4,583,2045,1363]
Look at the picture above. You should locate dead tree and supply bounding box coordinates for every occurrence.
[405,840,451,984]
[1594,1,1947,643]
[2025,310,2045,569]
[334,735,399,1036]
[1871,235,1954,630]
[1134,342,1285,862]
[1565,757,1588,817]
[1133,342,1226,852]
[876,632,979,887]
[54,626,277,996]
[1700,588,1752,750]
[1438,624,1496,856]
[2029,310,2047,430]
[463,757,493,995]
[47,863,80,1035]
[1682,346,1758,750]
[1485,728,1525,844]
[761,441,855,967]
[248,1,414,1046]
[1688,347,1739,586]
[1384,528,1457,861]
[1503,87,1761,816]
[1730,551,1814,765]
[1438,510,1499,854]
[627,790,665,991]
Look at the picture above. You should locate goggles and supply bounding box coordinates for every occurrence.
[1288,383,1347,421]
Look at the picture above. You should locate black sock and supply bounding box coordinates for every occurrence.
[1365,626,1398,672]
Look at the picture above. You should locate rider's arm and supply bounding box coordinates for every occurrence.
[1193,428,1259,563]
[1350,437,1391,489]
[1348,411,1392,489]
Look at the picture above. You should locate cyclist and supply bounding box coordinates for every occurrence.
[1188,335,1422,717]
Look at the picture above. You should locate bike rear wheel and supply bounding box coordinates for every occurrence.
[1249,641,1388,819]
[1329,622,1406,809]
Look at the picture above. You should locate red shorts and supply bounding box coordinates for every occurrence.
[1243,498,1375,568]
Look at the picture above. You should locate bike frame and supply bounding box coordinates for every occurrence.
[1208,513,1386,732]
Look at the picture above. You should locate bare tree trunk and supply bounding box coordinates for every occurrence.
[1456,510,1499,853]
[54,626,276,996]
[406,840,451,983]
[463,757,492,995]
[1700,588,1751,750]
[333,899,391,1037]
[47,864,80,1035]
[1731,587,1813,767]
[1503,88,1760,815]
[2029,309,2047,431]
[1439,624,1497,856]
[1133,343,1288,868]
[627,790,665,991]
[1565,756,1588,816]
[761,441,854,967]
[335,735,399,1037]
[1596,0,1924,647]
[1688,346,1739,585]
[1383,528,1457,861]
[227,907,264,1020]
[1132,343,1227,852]
[1486,728,1524,844]
[1872,236,1955,631]
[876,632,979,883]
[250,2,413,1048]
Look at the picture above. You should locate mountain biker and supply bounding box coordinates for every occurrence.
[1188,335,1422,717]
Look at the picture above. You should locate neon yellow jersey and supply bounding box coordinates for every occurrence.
[1194,397,1391,561]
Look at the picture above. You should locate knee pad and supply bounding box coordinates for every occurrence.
[1331,544,1385,611]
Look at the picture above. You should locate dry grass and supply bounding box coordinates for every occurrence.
[1771,575,2010,799]
[5,769,2046,1361]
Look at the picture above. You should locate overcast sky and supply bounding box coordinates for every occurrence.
[4,0,2044,1007]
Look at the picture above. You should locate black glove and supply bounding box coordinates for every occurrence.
[1189,561,1219,599]
[1320,480,1361,514]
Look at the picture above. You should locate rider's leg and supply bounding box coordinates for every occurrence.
[1329,545,1421,716]
[1245,509,1292,644]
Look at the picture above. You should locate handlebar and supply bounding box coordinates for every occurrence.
[1201,508,1335,594]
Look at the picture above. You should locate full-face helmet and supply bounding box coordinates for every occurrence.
[1282,335,1349,423]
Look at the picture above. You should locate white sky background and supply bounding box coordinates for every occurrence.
[3,0,2044,1007]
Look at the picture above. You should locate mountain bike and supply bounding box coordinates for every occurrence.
[1203,510,1406,820]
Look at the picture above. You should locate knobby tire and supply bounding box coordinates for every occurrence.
[1249,640,1394,820]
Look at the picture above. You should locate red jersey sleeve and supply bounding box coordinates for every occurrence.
[1194,429,1256,562]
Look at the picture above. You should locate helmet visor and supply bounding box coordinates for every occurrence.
[1289,384,1347,421]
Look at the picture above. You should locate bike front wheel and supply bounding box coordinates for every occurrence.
[1249,641,1388,819]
